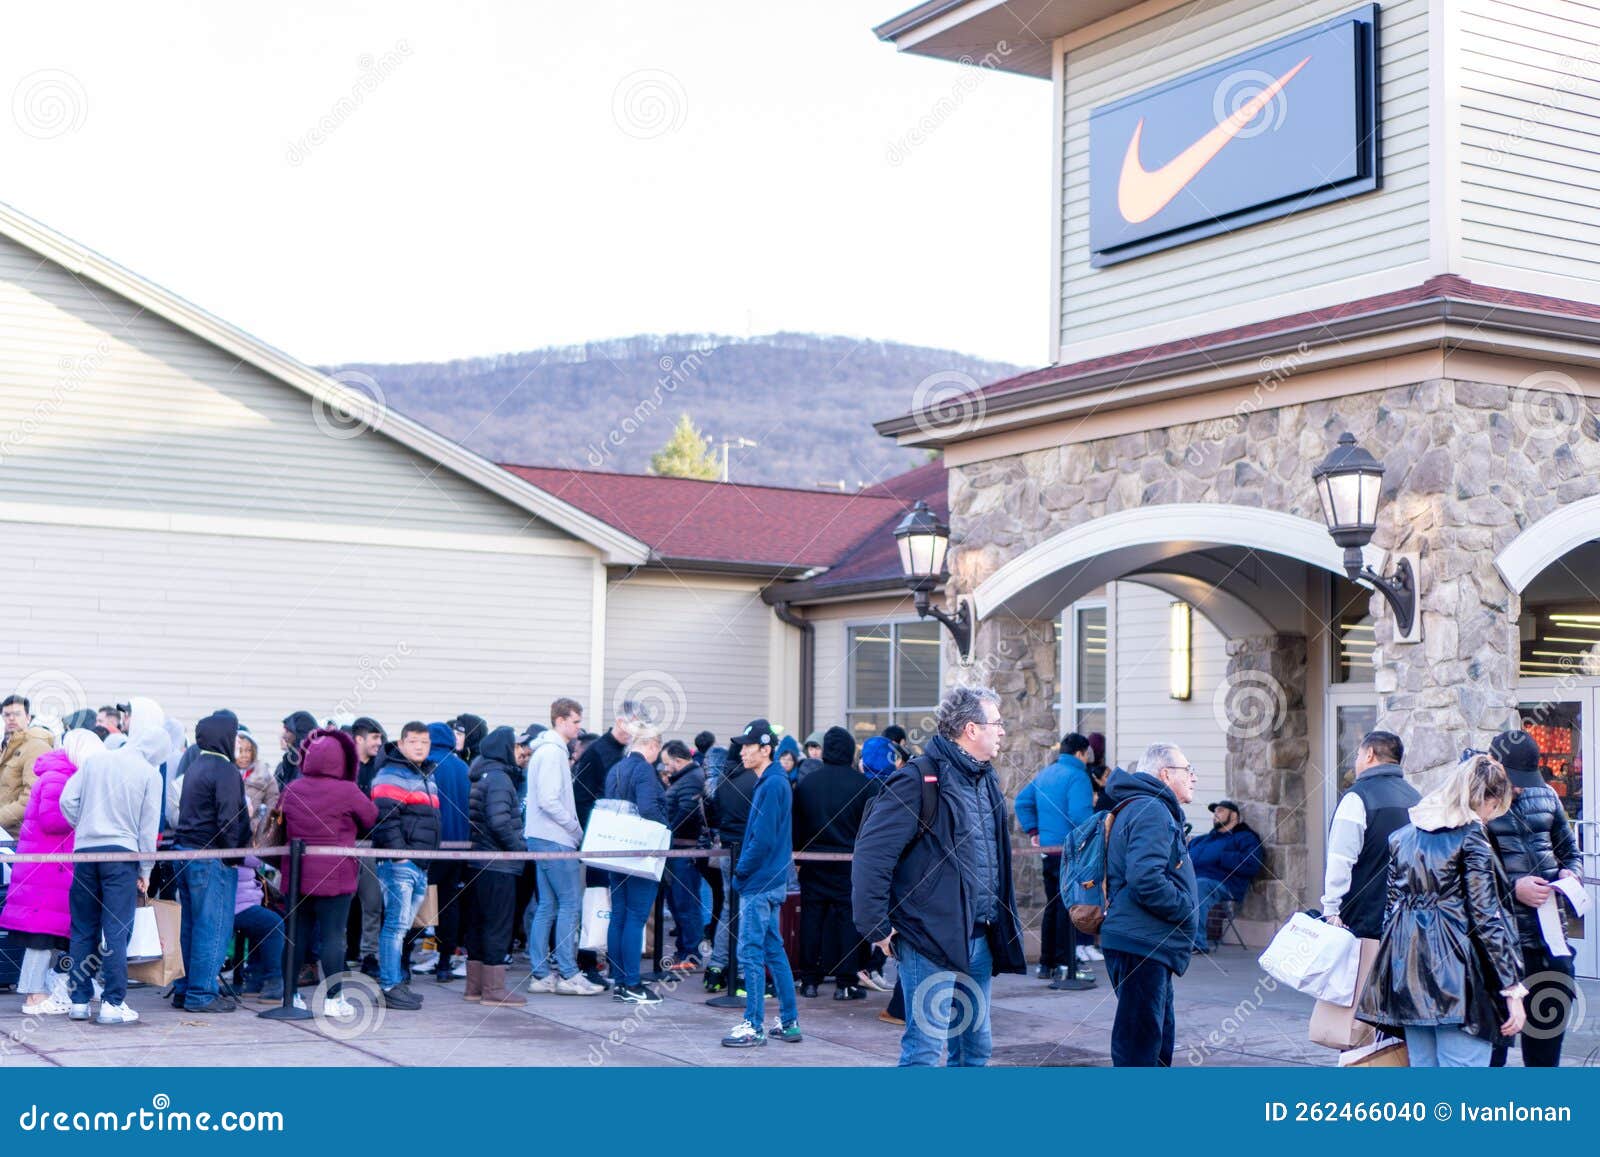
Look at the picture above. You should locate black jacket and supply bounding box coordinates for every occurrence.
[1342,764,1421,940]
[468,726,525,876]
[851,736,1026,976]
[1357,822,1525,1039]
[794,758,877,901]
[664,763,708,846]
[708,764,757,851]
[175,711,251,856]
[1486,785,1581,947]
[274,710,319,787]
[571,731,625,831]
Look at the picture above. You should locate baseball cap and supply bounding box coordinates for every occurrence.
[516,725,544,747]
[1489,730,1545,789]
[1207,799,1241,815]
[732,718,776,749]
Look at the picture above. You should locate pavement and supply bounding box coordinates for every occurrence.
[4,946,1598,1067]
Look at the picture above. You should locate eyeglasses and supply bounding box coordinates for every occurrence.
[1161,764,1197,779]
[972,719,1005,730]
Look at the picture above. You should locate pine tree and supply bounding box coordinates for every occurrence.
[649,414,720,480]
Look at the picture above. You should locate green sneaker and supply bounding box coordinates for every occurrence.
[771,1019,803,1044]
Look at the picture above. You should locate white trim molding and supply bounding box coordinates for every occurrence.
[1494,497,1600,594]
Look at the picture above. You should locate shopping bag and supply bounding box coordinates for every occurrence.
[1258,912,1360,1004]
[1337,1037,1408,1067]
[580,807,671,880]
[127,898,185,986]
[124,904,162,963]
[412,884,440,929]
[580,886,611,951]
[1308,937,1380,1049]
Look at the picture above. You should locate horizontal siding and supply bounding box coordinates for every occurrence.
[603,576,771,745]
[812,619,846,734]
[1,520,593,733]
[1111,581,1230,831]
[1459,0,1600,281]
[0,233,562,539]
[1061,0,1430,347]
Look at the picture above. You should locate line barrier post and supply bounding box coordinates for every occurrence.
[260,838,313,1021]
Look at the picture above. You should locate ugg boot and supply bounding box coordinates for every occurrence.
[463,960,484,1002]
[479,965,527,1007]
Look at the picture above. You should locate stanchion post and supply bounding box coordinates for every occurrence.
[706,850,742,1009]
[260,838,313,1020]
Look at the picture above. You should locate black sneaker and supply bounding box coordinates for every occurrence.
[186,995,237,1013]
[360,955,380,979]
[583,968,614,990]
[1035,964,1051,979]
[1049,972,1096,991]
[800,982,820,998]
[616,983,663,1005]
[833,985,867,1001]
[433,966,457,984]
[381,985,423,1010]
[703,967,727,993]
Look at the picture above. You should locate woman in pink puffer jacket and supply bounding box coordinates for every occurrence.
[1,728,103,1013]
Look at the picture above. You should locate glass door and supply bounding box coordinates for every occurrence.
[1323,689,1378,829]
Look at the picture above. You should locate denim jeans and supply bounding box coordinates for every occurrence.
[664,855,705,960]
[1193,876,1235,949]
[894,935,993,1066]
[527,838,583,979]
[67,848,139,1006]
[737,888,798,1026]
[1406,1024,1493,1067]
[606,872,658,987]
[1104,947,1176,1067]
[233,904,285,994]
[173,855,238,1008]
[709,857,733,969]
[377,859,429,990]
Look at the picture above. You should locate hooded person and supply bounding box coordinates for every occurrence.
[793,726,877,998]
[170,710,252,1013]
[464,726,529,1006]
[796,730,825,782]
[279,728,377,1016]
[425,721,472,983]
[451,713,488,764]
[58,720,166,1025]
[275,710,318,787]
[859,736,897,785]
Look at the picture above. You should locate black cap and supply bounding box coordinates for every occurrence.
[516,725,544,747]
[733,718,776,749]
[1208,799,1242,815]
[1489,730,1545,789]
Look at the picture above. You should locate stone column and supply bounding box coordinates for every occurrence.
[1219,634,1309,929]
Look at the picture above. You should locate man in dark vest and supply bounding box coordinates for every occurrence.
[1321,730,1420,938]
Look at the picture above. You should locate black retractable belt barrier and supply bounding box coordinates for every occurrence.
[259,838,313,1021]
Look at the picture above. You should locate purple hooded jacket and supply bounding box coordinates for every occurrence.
[0,747,81,937]
[279,728,378,896]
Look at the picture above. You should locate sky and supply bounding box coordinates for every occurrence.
[0,1,1051,369]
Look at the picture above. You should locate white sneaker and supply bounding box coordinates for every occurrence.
[293,993,308,1011]
[96,1001,140,1025]
[859,970,891,993]
[323,996,356,1018]
[1081,945,1104,963]
[69,1003,91,1021]
[556,973,605,996]
[24,995,72,1016]
[451,957,469,978]
[527,973,558,994]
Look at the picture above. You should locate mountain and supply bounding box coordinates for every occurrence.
[324,333,1021,488]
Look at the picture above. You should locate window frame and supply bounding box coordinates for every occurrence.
[844,616,945,743]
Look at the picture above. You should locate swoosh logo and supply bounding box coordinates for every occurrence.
[1116,55,1311,225]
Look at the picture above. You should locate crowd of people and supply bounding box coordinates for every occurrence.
[0,685,1584,1068]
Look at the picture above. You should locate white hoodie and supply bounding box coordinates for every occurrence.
[524,728,583,848]
[60,723,166,881]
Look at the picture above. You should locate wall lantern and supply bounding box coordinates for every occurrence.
[894,500,973,662]
[1311,432,1418,638]
[1169,600,1192,701]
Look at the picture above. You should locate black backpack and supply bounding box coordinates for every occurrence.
[862,754,941,834]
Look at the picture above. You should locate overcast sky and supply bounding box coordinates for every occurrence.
[0,1,1050,368]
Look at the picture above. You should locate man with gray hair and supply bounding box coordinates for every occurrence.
[569,699,643,987]
[852,685,1027,1066]
[1098,742,1200,1066]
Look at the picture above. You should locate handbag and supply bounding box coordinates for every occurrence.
[579,886,611,951]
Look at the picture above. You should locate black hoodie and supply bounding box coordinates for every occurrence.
[793,727,878,900]
[468,726,525,875]
[453,713,488,764]
[275,710,319,787]
[176,711,251,855]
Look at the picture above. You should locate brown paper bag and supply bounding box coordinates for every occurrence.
[412,884,440,929]
[127,898,185,986]
[1308,936,1379,1050]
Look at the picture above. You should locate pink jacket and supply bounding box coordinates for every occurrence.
[0,749,79,938]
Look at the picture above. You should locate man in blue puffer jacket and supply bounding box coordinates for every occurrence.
[427,722,472,982]
[1100,745,1199,1067]
[1188,798,1264,951]
[1015,733,1095,987]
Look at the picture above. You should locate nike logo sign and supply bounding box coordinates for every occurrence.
[1116,55,1311,225]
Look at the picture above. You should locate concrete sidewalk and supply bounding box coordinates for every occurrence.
[3,947,1596,1066]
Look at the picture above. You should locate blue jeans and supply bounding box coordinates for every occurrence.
[1193,877,1235,949]
[527,837,583,979]
[710,857,732,969]
[606,872,658,987]
[665,855,705,960]
[738,888,798,1026]
[377,859,429,990]
[894,935,993,1066]
[233,904,285,995]
[1104,947,1176,1066]
[173,855,238,1008]
[67,848,139,1006]
[1405,1024,1492,1067]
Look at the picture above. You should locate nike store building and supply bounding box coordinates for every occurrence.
[875,0,1600,968]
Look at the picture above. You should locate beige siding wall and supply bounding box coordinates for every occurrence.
[4,521,595,733]
[1110,580,1230,830]
[1059,0,1430,348]
[602,573,771,745]
[0,232,562,539]
[1458,0,1600,283]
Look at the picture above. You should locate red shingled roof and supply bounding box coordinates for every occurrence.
[500,463,942,573]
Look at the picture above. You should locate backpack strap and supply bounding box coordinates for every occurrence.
[1098,800,1137,906]
[908,754,941,833]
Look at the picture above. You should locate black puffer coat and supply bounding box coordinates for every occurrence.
[468,726,525,876]
[1485,785,1581,947]
[1357,822,1525,1039]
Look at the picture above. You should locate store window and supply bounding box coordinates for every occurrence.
[847,620,942,747]
[1519,604,1600,679]
[1067,603,1107,737]
[1330,575,1376,683]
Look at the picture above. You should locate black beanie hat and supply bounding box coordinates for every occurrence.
[821,725,856,767]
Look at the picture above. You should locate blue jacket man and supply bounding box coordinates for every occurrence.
[1016,735,1096,986]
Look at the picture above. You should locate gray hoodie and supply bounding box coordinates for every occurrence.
[523,728,582,848]
[60,725,165,881]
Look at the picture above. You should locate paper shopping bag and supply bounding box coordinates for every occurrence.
[580,809,671,880]
[1258,912,1360,1004]
[412,884,440,929]
[124,904,162,963]
[1337,1037,1408,1067]
[128,898,185,986]
[580,886,611,952]
[1308,937,1379,1050]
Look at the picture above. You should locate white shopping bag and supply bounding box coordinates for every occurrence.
[579,804,671,880]
[579,886,611,952]
[124,904,163,963]
[1258,912,1361,1005]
